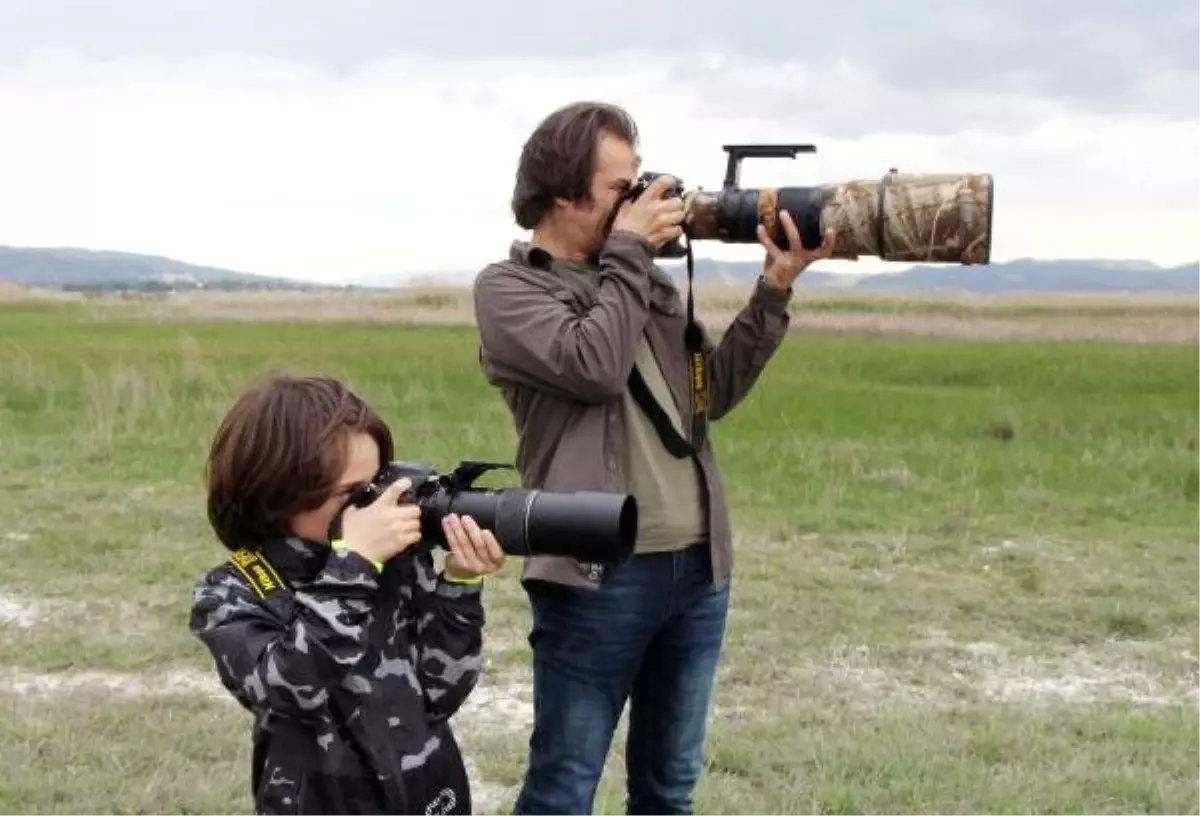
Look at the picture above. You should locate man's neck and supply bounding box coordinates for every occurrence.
[530,225,590,263]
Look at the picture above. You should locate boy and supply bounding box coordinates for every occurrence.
[189,373,505,815]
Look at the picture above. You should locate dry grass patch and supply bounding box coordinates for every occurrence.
[17,283,1197,343]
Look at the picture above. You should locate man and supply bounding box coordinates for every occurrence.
[471,101,833,815]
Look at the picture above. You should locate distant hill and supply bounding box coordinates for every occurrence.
[0,245,1196,296]
[0,246,322,292]
[661,256,1200,295]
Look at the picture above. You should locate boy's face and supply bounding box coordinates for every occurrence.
[289,431,381,543]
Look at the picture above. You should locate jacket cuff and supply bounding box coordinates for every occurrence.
[751,275,794,314]
[602,230,657,268]
[436,574,484,599]
[329,540,383,573]
[323,547,383,585]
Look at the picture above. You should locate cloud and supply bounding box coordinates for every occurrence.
[0,2,1195,283]
[2,0,1195,126]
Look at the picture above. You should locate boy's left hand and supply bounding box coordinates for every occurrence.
[442,514,506,581]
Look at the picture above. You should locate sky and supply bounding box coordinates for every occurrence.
[0,0,1196,284]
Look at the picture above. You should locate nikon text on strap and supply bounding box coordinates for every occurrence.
[627,226,708,460]
[228,547,287,599]
[682,228,709,452]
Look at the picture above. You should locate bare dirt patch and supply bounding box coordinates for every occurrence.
[0,665,229,701]
[973,647,1199,706]
[0,593,41,627]
[0,590,82,628]
[0,660,536,725]
[785,631,1199,712]
[456,675,535,734]
[913,629,1198,707]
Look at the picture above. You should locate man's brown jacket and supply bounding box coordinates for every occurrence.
[471,230,793,590]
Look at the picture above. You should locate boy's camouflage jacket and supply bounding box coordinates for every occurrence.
[189,535,484,815]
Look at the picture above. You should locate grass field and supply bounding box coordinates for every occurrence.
[1,289,1197,814]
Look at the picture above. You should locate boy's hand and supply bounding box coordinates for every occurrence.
[442,514,506,581]
[339,478,422,566]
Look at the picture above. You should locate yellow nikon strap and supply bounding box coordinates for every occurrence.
[626,228,708,460]
[681,228,709,451]
[228,547,288,599]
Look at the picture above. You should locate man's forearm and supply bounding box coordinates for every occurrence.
[474,231,657,402]
[704,276,793,421]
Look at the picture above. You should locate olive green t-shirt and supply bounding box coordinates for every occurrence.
[564,261,708,553]
[620,334,709,552]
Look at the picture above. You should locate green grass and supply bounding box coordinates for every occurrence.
[0,302,1197,814]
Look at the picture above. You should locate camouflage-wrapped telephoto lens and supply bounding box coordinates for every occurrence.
[685,170,994,265]
[636,145,995,265]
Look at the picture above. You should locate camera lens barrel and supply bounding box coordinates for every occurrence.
[442,488,638,564]
[713,186,825,250]
[688,171,994,265]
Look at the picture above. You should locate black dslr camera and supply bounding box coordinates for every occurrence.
[613,170,689,258]
[343,460,638,564]
[621,170,685,204]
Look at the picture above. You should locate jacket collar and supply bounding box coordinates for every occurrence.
[507,239,680,315]
[257,535,331,585]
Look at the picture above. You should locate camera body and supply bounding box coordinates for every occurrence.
[345,460,461,549]
[343,460,638,564]
[618,171,689,258]
[623,170,685,204]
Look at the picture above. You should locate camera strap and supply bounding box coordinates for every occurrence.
[626,227,709,460]
[225,547,412,815]
[682,229,709,451]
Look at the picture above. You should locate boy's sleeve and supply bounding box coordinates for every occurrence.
[404,552,485,723]
[188,549,381,720]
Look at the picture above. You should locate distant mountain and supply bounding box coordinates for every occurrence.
[850,258,1199,294]
[0,246,322,292]
[660,256,1200,295]
[0,245,1196,296]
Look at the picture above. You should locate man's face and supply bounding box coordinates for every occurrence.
[570,131,640,254]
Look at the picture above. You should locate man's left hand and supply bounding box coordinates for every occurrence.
[757,211,836,291]
[442,513,506,581]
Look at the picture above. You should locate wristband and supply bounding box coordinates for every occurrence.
[442,571,483,585]
[330,539,384,573]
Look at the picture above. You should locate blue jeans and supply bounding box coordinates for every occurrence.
[512,543,731,815]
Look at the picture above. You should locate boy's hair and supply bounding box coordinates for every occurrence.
[205,373,394,551]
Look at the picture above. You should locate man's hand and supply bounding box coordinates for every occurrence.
[442,514,506,581]
[611,174,686,249]
[757,211,836,291]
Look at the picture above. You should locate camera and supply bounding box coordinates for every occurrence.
[622,171,685,204]
[625,143,994,265]
[612,171,690,258]
[342,460,638,565]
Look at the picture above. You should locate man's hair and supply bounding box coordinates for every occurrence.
[511,101,639,230]
[205,373,394,551]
